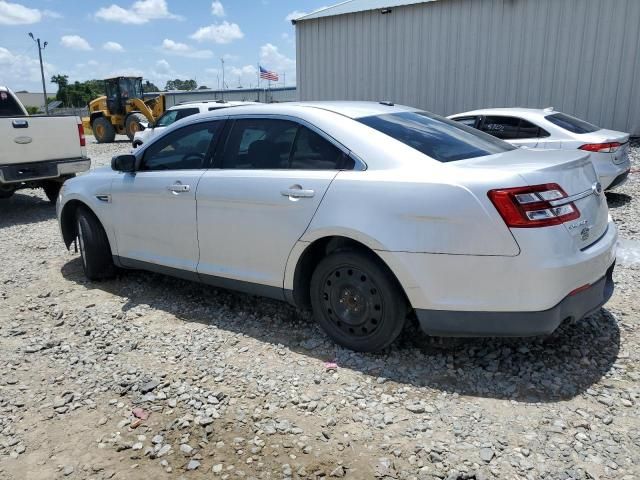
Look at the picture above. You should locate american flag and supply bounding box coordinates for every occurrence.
[259,66,279,81]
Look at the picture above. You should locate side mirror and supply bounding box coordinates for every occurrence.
[138,121,149,130]
[112,154,137,172]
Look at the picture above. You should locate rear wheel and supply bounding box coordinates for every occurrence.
[76,207,116,280]
[0,185,15,199]
[93,117,116,143]
[310,250,407,352]
[125,113,147,141]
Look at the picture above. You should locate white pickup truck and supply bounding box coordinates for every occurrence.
[0,86,90,203]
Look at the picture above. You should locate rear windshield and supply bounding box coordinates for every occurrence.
[358,111,515,162]
[0,91,25,117]
[545,112,599,134]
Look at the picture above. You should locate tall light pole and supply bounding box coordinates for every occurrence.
[29,32,49,115]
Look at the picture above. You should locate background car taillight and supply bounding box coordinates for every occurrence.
[78,123,86,147]
[488,183,580,228]
[579,142,621,153]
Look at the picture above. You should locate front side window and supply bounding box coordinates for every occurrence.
[545,112,599,134]
[155,110,178,127]
[175,108,200,122]
[140,121,219,171]
[358,111,514,163]
[481,116,550,139]
[221,118,354,170]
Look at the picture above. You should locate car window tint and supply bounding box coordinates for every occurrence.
[481,116,521,140]
[546,112,600,134]
[221,118,297,169]
[155,110,178,127]
[358,111,514,163]
[140,122,219,171]
[175,108,200,121]
[0,91,25,116]
[517,119,550,139]
[452,116,478,128]
[291,126,354,170]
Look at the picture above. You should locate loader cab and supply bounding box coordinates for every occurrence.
[105,77,143,115]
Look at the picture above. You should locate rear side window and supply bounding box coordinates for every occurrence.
[0,91,25,117]
[221,118,354,170]
[482,116,550,139]
[358,111,514,163]
[545,112,599,134]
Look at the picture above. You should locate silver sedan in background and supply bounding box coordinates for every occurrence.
[448,108,631,190]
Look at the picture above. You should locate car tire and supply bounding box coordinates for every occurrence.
[76,207,116,280]
[0,186,14,199]
[93,117,116,143]
[310,250,407,352]
[42,180,63,204]
[125,113,147,141]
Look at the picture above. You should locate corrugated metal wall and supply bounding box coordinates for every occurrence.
[296,0,640,135]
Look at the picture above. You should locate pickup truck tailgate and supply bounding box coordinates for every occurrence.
[0,115,85,166]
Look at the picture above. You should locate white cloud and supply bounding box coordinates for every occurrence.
[211,1,224,17]
[155,59,171,74]
[43,10,62,19]
[285,6,327,22]
[95,0,180,24]
[191,21,244,44]
[0,0,41,25]
[260,43,295,84]
[0,46,55,90]
[103,41,124,52]
[61,35,92,51]
[160,39,213,59]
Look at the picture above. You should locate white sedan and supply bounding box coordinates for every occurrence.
[57,102,616,352]
[448,108,631,190]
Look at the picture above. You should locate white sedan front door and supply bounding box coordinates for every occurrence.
[111,120,221,276]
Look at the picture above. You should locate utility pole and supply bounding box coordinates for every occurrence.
[29,32,49,115]
[220,58,225,101]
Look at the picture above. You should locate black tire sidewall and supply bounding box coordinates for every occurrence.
[76,208,115,280]
[310,250,407,352]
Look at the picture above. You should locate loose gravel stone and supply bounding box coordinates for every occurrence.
[0,136,638,479]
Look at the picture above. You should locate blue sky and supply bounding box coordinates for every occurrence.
[0,0,327,93]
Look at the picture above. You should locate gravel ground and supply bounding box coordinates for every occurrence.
[0,136,638,480]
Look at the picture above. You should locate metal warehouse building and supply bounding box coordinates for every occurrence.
[294,0,640,135]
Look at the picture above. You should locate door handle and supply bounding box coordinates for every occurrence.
[167,183,190,193]
[12,119,28,129]
[281,187,315,199]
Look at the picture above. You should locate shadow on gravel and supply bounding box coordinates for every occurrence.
[0,191,55,229]
[606,192,632,208]
[61,257,620,403]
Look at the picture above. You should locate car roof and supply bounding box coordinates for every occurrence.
[169,100,256,110]
[193,101,420,120]
[449,107,556,118]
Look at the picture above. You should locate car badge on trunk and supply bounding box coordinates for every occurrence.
[592,182,603,196]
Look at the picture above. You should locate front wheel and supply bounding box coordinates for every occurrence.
[0,185,15,199]
[76,207,116,280]
[310,250,407,352]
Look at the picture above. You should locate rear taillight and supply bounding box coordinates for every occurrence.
[78,123,86,147]
[579,142,620,153]
[488,183,580,228]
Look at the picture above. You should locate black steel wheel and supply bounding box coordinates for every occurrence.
[310,250,407,352]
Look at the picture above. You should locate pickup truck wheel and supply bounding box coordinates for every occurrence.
[0,186,14,199]
[310,250,407,352]
[93,117,116,143]
[125,113,147,141]
[76,207,116,280]
[42,181,63,204]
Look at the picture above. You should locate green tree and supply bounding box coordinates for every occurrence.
[143,80,160,93]
[165,79,198,91]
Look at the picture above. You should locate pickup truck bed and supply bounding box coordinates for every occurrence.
[1,86,90,202]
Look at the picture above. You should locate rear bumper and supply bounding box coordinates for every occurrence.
[605,169,630,190]
[415,262,615,337]
[0,157,90,184]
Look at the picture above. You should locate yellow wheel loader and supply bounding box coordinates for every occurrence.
[82,77,165,143]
